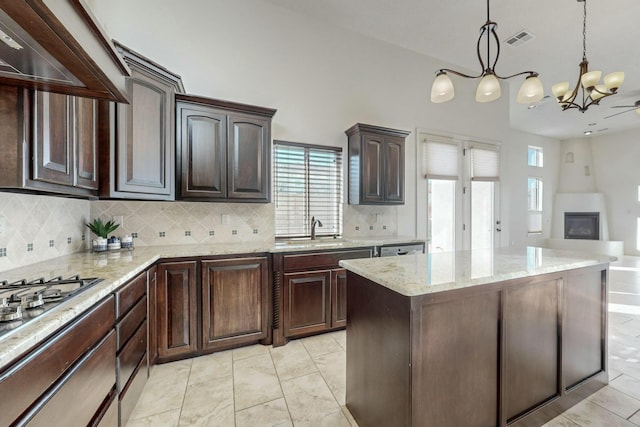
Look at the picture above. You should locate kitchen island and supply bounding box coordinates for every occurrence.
[340,247,610,427]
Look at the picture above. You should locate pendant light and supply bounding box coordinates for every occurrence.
[551,0,623,112]
[430,0,543,104]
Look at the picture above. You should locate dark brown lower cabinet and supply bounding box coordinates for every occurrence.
[346,264,608,427]
[155,255,271,363]
[0,296,115,427]
[283,270,332,336]
[157,261,198,361]
[273,248,373,346]
[148,265,158,366]
[201,256,270,351]
[332,269,348,328]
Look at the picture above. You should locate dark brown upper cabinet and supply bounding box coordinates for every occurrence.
[176,94,276,202]
[346,123,409,205]
[99,43,184,200]
[0,86,99,197]
[0,1,129,102]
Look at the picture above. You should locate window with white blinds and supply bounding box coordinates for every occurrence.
[470,146,500,181]
[274,141,343,238]
[423,138,459,180]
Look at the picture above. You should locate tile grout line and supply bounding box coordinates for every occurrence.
[176,360,194,427]
[306,335,350,420]
[266,346,295,426]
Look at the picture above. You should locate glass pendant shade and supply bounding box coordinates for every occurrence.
[590,85,607,101]
[580,70,601,88]
[431,73,455,103]
[475,74,501,103]
[552,82,570,98]
[604,72,624,90]
[516,75,544,104]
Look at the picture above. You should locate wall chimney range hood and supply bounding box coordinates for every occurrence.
[0,0,130,103]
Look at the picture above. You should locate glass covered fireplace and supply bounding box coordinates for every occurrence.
[564,212,600,240]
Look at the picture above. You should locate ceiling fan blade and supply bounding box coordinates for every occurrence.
[604,108,635,119]
[610,105,636,108]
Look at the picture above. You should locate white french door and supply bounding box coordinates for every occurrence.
[424,134,501,254]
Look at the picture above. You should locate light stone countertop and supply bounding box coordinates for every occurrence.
[339,246,612,297]
[0,237,422,368]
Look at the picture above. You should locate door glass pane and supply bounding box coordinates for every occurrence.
[428,179,456,253]
[471,181,495,250]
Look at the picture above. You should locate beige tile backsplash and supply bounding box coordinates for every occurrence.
[0,192,398,272]
[0,193,90,272]
[90,200,276,246]
[343,205,397,238]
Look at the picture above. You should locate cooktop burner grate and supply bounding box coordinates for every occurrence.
[0,275,103,335]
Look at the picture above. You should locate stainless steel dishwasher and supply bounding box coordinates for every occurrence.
[377,242,425,257]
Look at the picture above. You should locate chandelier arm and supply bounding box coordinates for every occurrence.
[476,25,489,73]
[438,68,485,80]
[489,22,500,72]
[494,70,538,80]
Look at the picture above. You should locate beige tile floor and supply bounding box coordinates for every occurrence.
[127,257,640,427]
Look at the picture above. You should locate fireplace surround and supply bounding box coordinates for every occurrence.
[564,212,599,240]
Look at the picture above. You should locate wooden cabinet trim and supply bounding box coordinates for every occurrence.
[282,248,373,272]
[21,330,116,427]
[0,296,114,426]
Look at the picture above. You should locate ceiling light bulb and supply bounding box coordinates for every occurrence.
[430,72,454,103]
[584,130,593,135]
[590,85,607,101]
[516,75,544,104]
[636,108,640,116]
[552,82,570,99]
[580,70,601,89]
[604,72,624,91]
[475,74,501,103]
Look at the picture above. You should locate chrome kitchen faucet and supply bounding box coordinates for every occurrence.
[310,216,323,240]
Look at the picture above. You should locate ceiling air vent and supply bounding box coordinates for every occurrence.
[505,30,534,47]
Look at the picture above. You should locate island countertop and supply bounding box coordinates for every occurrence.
[339,246,612,297]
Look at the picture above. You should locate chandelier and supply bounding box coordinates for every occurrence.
[430,0,543,104]
[551,0,624,112]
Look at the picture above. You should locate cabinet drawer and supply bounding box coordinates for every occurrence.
[283,249,372,271]
[117,320,147,392]
[0,296,114,426]
[119,357,148,427]
[25,331,117,427]
[115,271,147,319]
[116,295,147,351]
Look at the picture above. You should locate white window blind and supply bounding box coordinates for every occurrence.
[471,146,500,181]
[274,141,343,238]
[423,136,459,179]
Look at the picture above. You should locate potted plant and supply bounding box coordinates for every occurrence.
[86,218,120,251]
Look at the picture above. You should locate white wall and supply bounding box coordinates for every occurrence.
[591,128,640,255]
[87,0,558,244]
[501,130,561,248]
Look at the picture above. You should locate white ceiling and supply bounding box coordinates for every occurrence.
[264,0,640,139]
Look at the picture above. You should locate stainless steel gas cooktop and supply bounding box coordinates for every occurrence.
[0,275,103,337]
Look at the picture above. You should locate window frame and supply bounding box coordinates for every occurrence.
[527,177,544,234]
[527,146,544,168]
[273,140,343,239]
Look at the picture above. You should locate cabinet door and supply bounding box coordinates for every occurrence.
[74,96,99,190]
[147,266,158,366]
[177,104,227,199]
[361,133,384,203]
[383,137,404,203]
[331,269,347,328]
[283,270,332,337]
[227,113,270,201]
[32,91,73,185]
[156,261,198,360]
[115,67,175,198]
[201,257,269,351]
